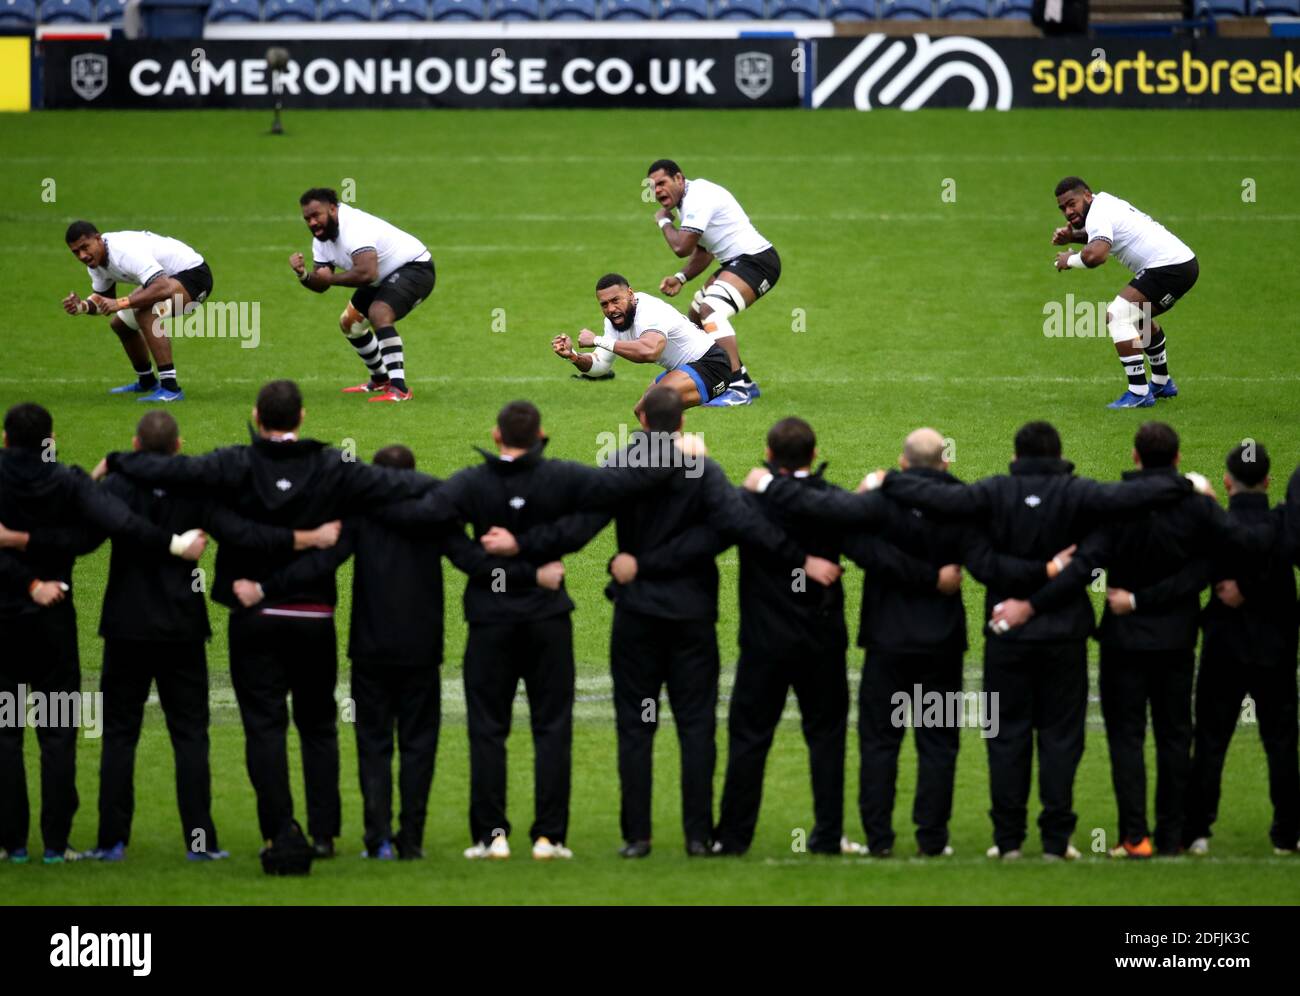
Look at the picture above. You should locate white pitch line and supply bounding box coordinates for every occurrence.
[8,374,1300,386]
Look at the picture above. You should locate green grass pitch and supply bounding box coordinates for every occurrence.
[1,107,1298,904]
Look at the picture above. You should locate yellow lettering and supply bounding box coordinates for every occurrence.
[1156,60,1178,94]
[1259,60,1282,94]
[1058,60,1084,101]
[1230,60,1256,94]
[1183,50,1207,95]
[1031,59,1055,95]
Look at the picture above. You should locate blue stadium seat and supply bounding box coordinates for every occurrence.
[770,0,820,16]
[431,0,484,16]
[824,0,875,18]
[879,0,931,15]
[544,0,594,16]
[376,0,428,16]
[39,0,94,21]
[938,0,987,15]
[713,0,763,15]
[265,0,317,18]
[1251,0,1300,11]
[321,0,371,17]
[658,0,706,16]
[95,0,126,20]
[207,0,261,19]
[603,0,652,15]
[1195,0,1247,13]
[488,0,540,16]
[0,0,37,25]
[989,0,1030,16]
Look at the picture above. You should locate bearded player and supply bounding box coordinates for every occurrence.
[552,274,732,420]
[646,159,781,408]
[1053,177,1198,410]
[291,188,435,404]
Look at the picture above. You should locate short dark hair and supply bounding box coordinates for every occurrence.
[641,386,683,434]
[3,403,53,451]
[497,400,541,449]
[767,417,815,472]
[256,380,304,432]
[1226,441,1269,487]
[373,444,415,470]
[1013,421,1062,460]
[1054,176,1090,197]
[299,187,339,207]
[1134,421,1180,469]
[595,273,629,292]
[646,159,682,178]
[136,410,180,455]
[65,220,98,243]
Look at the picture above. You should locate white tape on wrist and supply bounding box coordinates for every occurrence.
[595,335,616,352]
[1128,592,1137,612]
[756,472,774,494]
[657,217,672,229]
[1067,253,1086,269]
[169,529,202,557]
[673,271,687,284]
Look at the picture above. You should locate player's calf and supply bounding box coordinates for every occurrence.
[339,304,390,391]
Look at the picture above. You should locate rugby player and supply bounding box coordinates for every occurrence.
[551,274,732,420]
[291,188,435,404]
[62,222,212,403]
[646,159,781,407]
[1053,177,1198,410]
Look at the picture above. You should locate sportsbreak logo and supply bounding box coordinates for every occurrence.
[813,35,1012,111]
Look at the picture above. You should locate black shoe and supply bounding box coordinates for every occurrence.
[685,839,714,857]
[710,840,748,857]
[311,838,336,859]
[397,844,424,861]
[619,840,651,859]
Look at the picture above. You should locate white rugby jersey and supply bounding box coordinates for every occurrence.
[1084,192,1194,274]
[603,292,712,372]
[677,178,772,263]
[87,231,204,293]
[311,203,429,286]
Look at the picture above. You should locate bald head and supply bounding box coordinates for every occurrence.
[901,428,947,470]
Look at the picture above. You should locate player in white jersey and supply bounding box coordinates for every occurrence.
[61,221,213,403]
[1052,177,1198,410]
[646,159,782,408]
[290,188,435,404]
[551,274,733,419]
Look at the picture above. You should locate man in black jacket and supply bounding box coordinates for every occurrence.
[999,422,1275,858]
[97,380,439,865]
[0,402,206,864]
[246,443,540,861]
[1181,443,1298,855]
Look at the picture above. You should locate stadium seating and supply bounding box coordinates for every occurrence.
[824,0,876,18]
[95,0,126,20]
[603,0,653,16]
[37,0,93,21]
[658,0,708,17]
[770,0,822,17]
[713,0,764,16]
[207,0,261,19]
[990,0,1030,16]
[1195,0,1247,13]
[0,0,37,24]
[264,0,316,18]
[1250,0,1299,11]
[543,0,595,16]
[938,0,988,15]
[879,0,932,15]
[488,0,540,17]
[431,0,485,16]
[375,0,429,16]
[321,0,371,17]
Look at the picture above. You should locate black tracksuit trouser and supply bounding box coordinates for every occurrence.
[97,638,217,853]
[463,615,574,846]
[1100,646,1195,853]
[985,638,1088,855]
[1183,650,1299,850]
[228,611,340,843]
[0,603,80,855]
[352,657,441,855]
[858,648,963,856]
[610,608,719,846]
[715,646,848,854]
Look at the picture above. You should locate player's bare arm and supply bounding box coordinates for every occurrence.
[290,252,333,294]
[553,333,595,374]
[661,246,714,297]
[655,206,701,259]
[578,328,665,364]
[1055,238,1110,271]
[64,280,115,316]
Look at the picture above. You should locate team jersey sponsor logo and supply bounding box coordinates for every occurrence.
[1025,494,1042,508]
[276,478,292,492]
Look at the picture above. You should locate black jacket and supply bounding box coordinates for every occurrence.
[1032,467,1276,652]
[105,435,436,611]
[0,449,172,619]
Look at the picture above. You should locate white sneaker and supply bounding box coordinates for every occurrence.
[532,837,572,861]
[1272,843,1298,856]
[840,837,867,855]
[1044,843,1082,861]
[986,845,1022,861]
[464,835,511,861]
[1188,837,1210,856]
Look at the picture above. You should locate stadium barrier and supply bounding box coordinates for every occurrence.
[32,34,1300,107]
